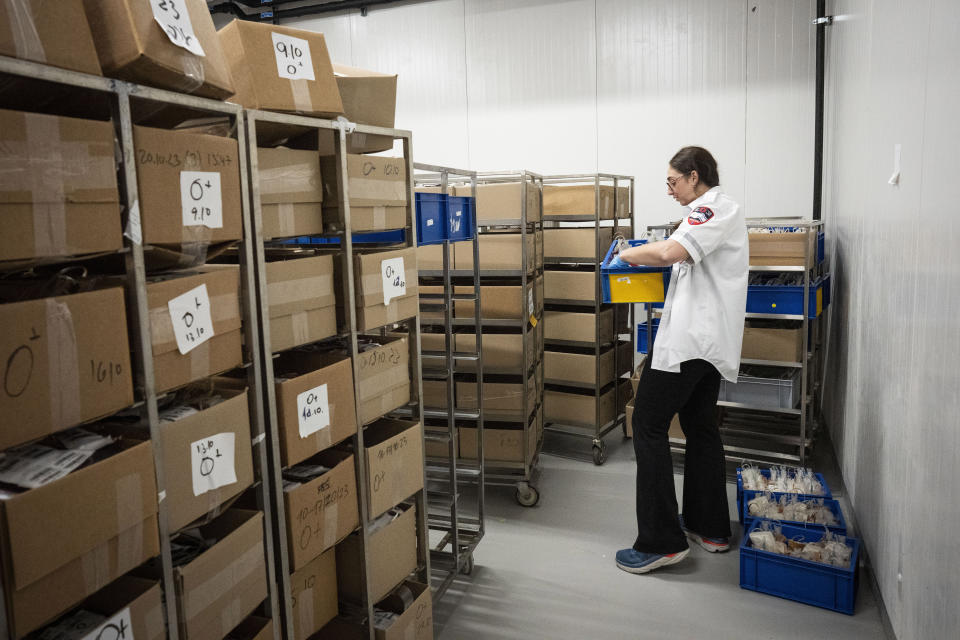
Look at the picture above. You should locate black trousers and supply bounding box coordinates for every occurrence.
[631,355,731,554]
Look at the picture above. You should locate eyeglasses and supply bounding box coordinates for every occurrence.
[666,174,687,189]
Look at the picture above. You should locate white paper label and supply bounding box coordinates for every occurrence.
[149,0,205,57]
[426,218,434,227]
[81,607,134,640]
[381,257,407,305]
[272,32,315,81]
[450,206,463,234]
[528,289,535,315]
[124,200,142,245]
[167,284,215,355]
[191,432,237,497]
[297,384,330,438]
[180,171,223,229]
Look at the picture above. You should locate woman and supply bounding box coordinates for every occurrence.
[609,146,748,574]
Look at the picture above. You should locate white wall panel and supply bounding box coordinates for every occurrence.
[286,12,353,66]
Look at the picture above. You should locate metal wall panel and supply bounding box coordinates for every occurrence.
[823,0,960,637]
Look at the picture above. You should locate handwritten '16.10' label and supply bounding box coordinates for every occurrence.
[296,384,330,439]
[190,432,237,497]
[381,257,406,305]
[149,0,205,57]
[167,284,215,355]
[180,171,223,229]
[272,32,315,81]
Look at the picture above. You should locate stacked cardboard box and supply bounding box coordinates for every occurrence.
[321,154,408,232]
[257,147,325,240]
[265,255,337,352]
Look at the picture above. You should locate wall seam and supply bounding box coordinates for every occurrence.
[461,0,472,167]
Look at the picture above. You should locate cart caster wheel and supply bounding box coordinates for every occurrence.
[593,443,607,466]
[515,483,540,507]
[461,554,474,576]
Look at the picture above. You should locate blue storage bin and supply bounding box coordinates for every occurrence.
[742,496,848,536]
[600,239,672,304]
[817,231,826,264]
[740,521,859,615]
[635,318,660,354]
[447,195,476,242]
[736,468,832,524]
[415,192,447,245]
[746,277,828,318]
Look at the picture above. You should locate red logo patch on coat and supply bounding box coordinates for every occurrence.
[688,206,714,225]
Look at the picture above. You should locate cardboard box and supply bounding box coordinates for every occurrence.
[290,547,338,640]
[363,419,424,519]
[284,450,359,572]
[373,580,433,640]
[544,309,614,344]
[0,109,121,263]
[133,125,242,247]
[337,503,417,603]
[421,379,450,410]
[0,287,133,451]
[455,232,537,273]
[544,227,614,260]
[748,230,817,266]
[543,184,615,219]
[544,341,632,388]
[458,376,537,422]
[355,335,410,425]
[257,146,324,240]
[266,255,337,353]
[173,509,267,640]
[630,354,645,396]
[321,155,407,232]
[423,428,452,459]
[352,247,419,331]
[274,352,358,467]
[317,64,398,155]
[459,425,536,464]
[455,278,541,320]
[616,185,631,219]
[741,325,804,362]
[218,20,343,116]
[416,244,444,271]
[545,384,620,427]
[83,0,234,99]
[624,400,682,441]
[0,440,159,638]
[38,575,165,640]
[455,182,540,222]
[544,269,598,302]
[0,0,101,75]
[227,615,274,640]
[454,332,537,375]
[158,389,254,532]
[535,228,544,267]
[147,266,243,393]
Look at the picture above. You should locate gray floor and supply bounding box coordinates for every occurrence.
[433,433,889,640]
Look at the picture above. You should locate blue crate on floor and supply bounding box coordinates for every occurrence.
[635,318,660,354]
[742,496,848,536]
[415,192,447,245]
[740,521,859,615]
[736,468,832,524]
[446,195,476,242]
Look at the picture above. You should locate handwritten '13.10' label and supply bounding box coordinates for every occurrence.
[190,432,237,497]
[167,284,215,355]
[180,171,223,229]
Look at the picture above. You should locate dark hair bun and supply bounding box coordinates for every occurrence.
[670,146,719,188]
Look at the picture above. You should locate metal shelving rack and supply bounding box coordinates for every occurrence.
[541,174,635,465]
[244,111,429,640]
[420,170,544,507]
[412,163,485,600]
[0,56,282,639]
[645,218,828,465]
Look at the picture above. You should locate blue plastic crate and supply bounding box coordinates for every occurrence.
[742,496,848,536]
[635,318,660,354]
[600,239,672,304]
[446,195,476,242]
[736,468,832,524]
[817,231,825,264]
[746,277,828,318]
[740,521,859,615]
[415,192,447,246]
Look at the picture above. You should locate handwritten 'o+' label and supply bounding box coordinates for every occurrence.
[167,284,215,355]
[381,257,406,305]
[297,383,330,438]
[190,432,237,497]
[80,606,134,640]
[180,171,223,229]
[272,32,315,81]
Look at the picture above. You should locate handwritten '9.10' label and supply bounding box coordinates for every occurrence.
[180,171,223,229]
[381,257,406,305]
[167,284,215,355]
[297,384,330,439]
[149,0,205,57]
[272,32,315,81]
[190,432,237,497]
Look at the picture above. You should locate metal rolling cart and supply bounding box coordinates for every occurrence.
[542,174,635,465]
[643,218,828,465]
[244,111,430,640]
[410,163,485,599]
[0,56,282,638]
[419,170,545,507]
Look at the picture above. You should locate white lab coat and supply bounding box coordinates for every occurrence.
[651,186,748,382]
